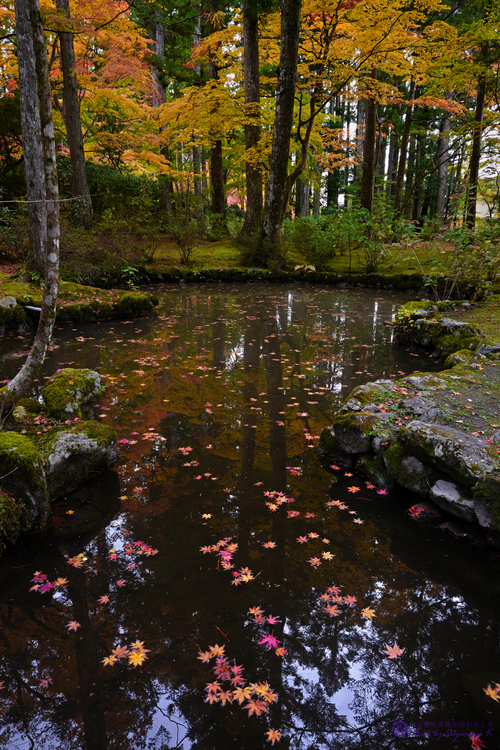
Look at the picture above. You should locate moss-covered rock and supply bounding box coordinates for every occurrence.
[0,490,29,553]
[318,426,355,469]
[443,349,475,369]
[42,368,102,419]
[333,412,392,454]
[113,291,158,317]
[383,444,434,495]
[341,380,396,412]
[399,421,499,487]
[355,453,393,490]
[0,432,49,521]
[0,296,27,333]
[40,420,119,498]
[473,474,500,531]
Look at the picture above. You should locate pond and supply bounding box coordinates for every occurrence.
[0,284,499,750]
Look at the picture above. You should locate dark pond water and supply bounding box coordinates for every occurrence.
[1,284,500,750]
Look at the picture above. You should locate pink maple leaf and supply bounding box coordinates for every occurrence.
[258,633,281,650]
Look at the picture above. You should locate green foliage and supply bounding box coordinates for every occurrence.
[166,193,203,266]
[84,159,159,216]
[286,216,335,271]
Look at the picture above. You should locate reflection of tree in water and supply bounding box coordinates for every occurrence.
[0,287,498,749]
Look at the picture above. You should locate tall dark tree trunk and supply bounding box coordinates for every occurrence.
[240,0,262,237]
[360,69,377,213]
[394,78,416,212]
[386,126,398,200]
[261,0,302,258]
[466,45,488,231]
[210,139,226,217]
[403,134,417,219]
[193,15,203,218]
[154,18,173,215]
[56,0,92,226]
[15,0,46,272]
[353,97,365,185]
[2,0,60,421]
[312,157,321,218]
[436,109,451,220]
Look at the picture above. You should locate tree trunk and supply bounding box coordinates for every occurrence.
[353,97,365,185]
[193,16,203,222]
[153,18,173,215]
[15,0,46,273]
[260,0,302,258]
[240,0,262,237]
[56,0,92,226]
[436,110,451,220]
[2,0,60,421]
[312,157,321,218]
[393,78,416,212]
[210,139,226,217]
[360,69,377,214]
[386,127,398,200]
[466,46,487,231]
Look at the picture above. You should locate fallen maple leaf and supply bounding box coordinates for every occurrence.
[382,641,405,659]
[324,604,341,616]
[128,649,148,667]
[244,699,269,716]
[266,728,282,745]
[263,541,276,548]
[66,620,80,632]
[361,607,376,620]
[258,633,281,650]
[116,579,126,587]
[111,645,129,659]
[102,655,117,666]
[483,682,500,702]
[470,734,485,749]
[347,485,360,493]
[308,557,321,567]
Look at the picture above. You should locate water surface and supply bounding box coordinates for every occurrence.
[0,285,498,750]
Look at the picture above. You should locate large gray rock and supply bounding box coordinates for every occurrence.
[383,444,432,496]
[429,479,475,522]
[400,421,499,487]
[333,412,392,454]
[0,296,17,309]
[44,421,119,498]
[341,380,396,413]
[42,368,102,418]
[0,432,50,521]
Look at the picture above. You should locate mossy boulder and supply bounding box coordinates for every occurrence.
[355,453,393,490]
[0,490,29,553]
[399,421,499,487]
[113,291,158,317]
[341,380,396,413]
[472,474,500,531]
[0,432,50,521]
[332,412,392,454]
[42,368,102,419]
[443,349,475,369]
[40,420,119,498]
[383,444,434,496]
[429,479,475,522]
[318,426,355,469]
[0,296,27,333]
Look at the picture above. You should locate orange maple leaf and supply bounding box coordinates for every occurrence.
[66,620,80,631]
[361,607,376,620]
[244,699,269,716]
[266,728,282,745]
